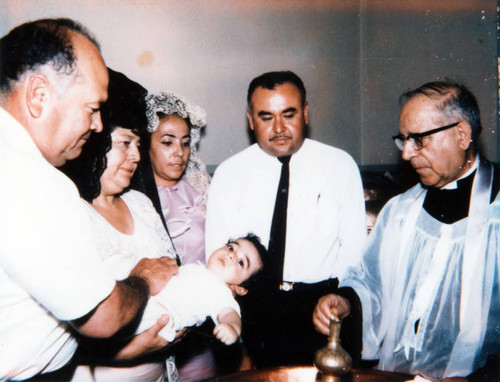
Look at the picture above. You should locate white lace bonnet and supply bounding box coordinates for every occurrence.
[145,92,211,200]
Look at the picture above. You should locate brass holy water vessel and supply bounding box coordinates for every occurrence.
[314,318,352,376]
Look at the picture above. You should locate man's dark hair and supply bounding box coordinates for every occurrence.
[61,68,148,202]
[236,233,268,289]
[399,80,482,145]
[0,18,99,93]
[247,71,306,111]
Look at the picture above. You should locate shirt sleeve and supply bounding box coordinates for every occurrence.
[205,163,232,259]
[340,197,396,359]
[0,161,115,321]
[335,153,367,280]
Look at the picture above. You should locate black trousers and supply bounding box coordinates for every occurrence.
[237,279,362,369]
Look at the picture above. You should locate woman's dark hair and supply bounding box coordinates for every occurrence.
[0,18,99,93]
[61,68,148,201]
[237,233,268,289]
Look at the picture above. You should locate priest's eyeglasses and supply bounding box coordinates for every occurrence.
[392,121,460,151]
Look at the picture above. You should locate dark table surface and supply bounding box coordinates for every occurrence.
[210,365,413,381]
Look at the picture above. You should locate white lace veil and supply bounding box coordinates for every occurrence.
[145,92,211,213]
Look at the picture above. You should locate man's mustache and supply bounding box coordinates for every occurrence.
[269,134,292,141]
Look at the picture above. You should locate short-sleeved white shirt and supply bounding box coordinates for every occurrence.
[0,108,116,380]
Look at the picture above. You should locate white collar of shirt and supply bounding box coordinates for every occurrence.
[0,106,48,163]
[256,139,309,163]
[441,155,478,190]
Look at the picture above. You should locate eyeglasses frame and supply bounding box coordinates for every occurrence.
[392,121,460,151]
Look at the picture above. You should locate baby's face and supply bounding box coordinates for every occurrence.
[206,238,263,285]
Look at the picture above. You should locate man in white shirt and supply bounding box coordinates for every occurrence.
[0,18,177,380]
[206,71,366,367]
[314,80,500,380]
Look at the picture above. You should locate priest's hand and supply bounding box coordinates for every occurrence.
[313,293,351,335]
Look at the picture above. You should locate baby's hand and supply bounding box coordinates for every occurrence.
[213,322,239,345]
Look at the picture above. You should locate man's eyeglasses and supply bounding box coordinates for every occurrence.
[392,122,460,151]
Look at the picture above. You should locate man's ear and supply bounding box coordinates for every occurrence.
[246,110,255,131]
[303,101,309,125]
[26,74,49,119]
[457,121,473,151]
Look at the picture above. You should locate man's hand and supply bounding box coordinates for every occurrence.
[213,322,239,345]
[313,293,351,335]
[71,257,178,338]
[115,314,171,360]
[130,257,179,296]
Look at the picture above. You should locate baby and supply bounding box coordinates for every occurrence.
[137,233,266,345]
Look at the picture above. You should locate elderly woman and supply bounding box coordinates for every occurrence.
[63,69,178,381]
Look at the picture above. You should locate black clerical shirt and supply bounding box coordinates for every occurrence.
[423,166,500,225]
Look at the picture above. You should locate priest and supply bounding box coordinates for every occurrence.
[313,80,500,381]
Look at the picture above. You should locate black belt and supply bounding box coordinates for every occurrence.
[277,278,338,294]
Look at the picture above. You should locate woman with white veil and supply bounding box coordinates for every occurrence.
[132,92,219,381]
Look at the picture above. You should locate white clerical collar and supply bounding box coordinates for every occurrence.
[441,155,478,190]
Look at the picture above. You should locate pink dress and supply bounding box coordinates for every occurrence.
[157,177,206,264]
